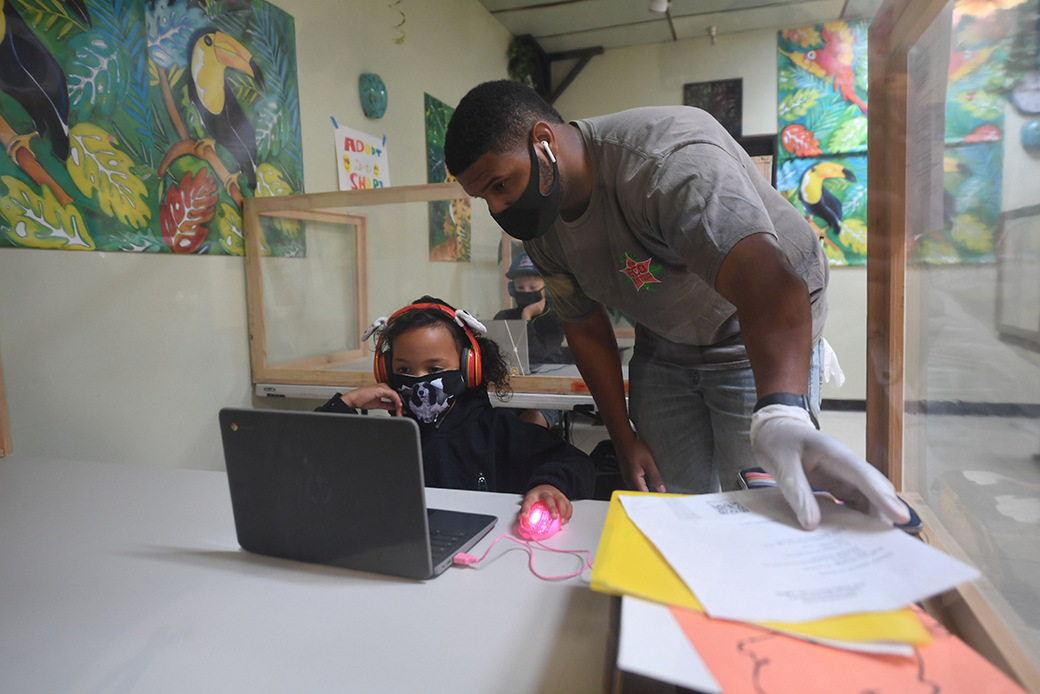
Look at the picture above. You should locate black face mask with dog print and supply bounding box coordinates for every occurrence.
[388,370,468,426]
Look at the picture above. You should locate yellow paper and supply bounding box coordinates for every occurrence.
[591,490,930,645]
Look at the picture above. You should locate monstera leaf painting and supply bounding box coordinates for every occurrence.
[0,0,303,255]
[424,93,470,263]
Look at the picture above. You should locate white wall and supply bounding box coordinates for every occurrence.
[0,0,511,470]
[553,28,779,136]
[552,28,868,400]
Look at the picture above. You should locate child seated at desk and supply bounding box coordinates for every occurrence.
[493,252,567,430]
[317,296,594,523]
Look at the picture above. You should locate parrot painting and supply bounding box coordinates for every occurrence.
[798,161,856,238]
[780,22,867,115]
[186,29,266,191]
[0,0,90,162]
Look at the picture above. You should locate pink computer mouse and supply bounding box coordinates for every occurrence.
[517,501,561,541]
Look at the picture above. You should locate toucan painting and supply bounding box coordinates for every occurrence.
[798,161,856,238]
[187,29,266,191]
[0,0,90,161]
[0,0,303,255]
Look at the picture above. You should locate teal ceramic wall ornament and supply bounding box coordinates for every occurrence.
[1022,119,1040,154]
[359,73,388,119]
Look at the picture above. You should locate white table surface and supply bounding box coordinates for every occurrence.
[0,455,612,694]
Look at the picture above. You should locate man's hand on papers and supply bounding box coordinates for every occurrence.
[749,404,910,530]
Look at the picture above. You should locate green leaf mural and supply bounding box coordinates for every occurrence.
[0,0,304,255]
[67,122,150,229]
[0,176,93,250]
[777,89,820,121]
[826,113,868,153]
[424,93,471,263]
[67,33,131,118]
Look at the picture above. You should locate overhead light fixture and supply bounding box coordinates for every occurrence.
[649,0,669,13]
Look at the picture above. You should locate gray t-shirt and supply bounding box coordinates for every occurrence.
[524,106,829,368]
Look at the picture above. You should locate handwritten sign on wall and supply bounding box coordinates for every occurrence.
[334,122,390,191]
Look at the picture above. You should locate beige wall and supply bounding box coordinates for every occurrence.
[0,0,511,470]
[552,28,868,400]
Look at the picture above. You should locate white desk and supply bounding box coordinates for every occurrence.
[0,456,612,694]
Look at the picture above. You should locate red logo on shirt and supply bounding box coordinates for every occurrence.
[620,253,661,291]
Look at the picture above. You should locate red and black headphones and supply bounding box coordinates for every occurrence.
[372,302,483,388]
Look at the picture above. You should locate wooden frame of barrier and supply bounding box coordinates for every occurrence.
[244,198,369,386]
[867,0,1040,689]
[243,183,611,394]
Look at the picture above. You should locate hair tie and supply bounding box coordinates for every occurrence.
[454,309,486,335]
[361,317,388,342]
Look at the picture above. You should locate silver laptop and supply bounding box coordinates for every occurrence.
[218,408,497,580]
[485,319,530,376]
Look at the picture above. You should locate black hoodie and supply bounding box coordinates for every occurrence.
[317,387,594,500]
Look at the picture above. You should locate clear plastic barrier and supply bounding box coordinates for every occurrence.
[897,0,1040,668]
[259,216,360,367]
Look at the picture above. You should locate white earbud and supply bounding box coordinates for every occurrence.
[539,141,557,164]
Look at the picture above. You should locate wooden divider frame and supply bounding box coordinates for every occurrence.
[0,340,10,457]
[243,182,604,394]
[244,194,369,387]
[868,1,1040,689]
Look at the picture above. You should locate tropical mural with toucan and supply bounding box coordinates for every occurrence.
[0,0,303,255]
[777,19,870,267]
[776,1,1032,267]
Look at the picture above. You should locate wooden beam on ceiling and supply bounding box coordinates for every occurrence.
[547,46,605,104]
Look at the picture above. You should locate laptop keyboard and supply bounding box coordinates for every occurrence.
[429,529,469,556]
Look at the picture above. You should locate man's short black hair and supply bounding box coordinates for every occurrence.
[444,80,564,177]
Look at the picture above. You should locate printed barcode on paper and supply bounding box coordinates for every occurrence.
[708,500,749,515]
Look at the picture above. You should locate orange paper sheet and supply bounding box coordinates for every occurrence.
[669,605,1027,694]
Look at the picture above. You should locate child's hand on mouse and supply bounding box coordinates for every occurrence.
[338,385,403,416]
[521,485,572,525]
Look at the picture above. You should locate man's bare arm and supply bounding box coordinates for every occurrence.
[563,307,665,491]
[715,233,812,398]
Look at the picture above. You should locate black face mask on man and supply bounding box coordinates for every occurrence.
[490,138,561,241]
[388,370,467,425]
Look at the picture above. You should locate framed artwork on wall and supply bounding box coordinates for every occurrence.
[0,0,304,256]
[683,79,743,139]
[424,93,471,262]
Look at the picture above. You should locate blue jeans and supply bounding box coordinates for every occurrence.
[628,341,822,494]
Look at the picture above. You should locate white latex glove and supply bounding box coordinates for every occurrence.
[820,338,845,388]
[750,404,910,530]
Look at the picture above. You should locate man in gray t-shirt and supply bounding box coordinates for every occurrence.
[445,81,907,530]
